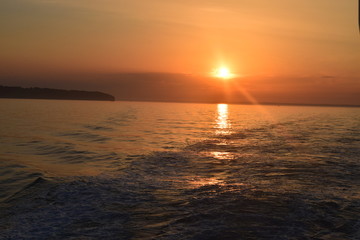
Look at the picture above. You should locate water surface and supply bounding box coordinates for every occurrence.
[0,99,359,239]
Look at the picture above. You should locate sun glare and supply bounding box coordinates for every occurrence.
[213,67,234,79]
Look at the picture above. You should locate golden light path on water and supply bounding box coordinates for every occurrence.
[212,103,235,160]
[187,103,242,189]
[186,101,278,188]
[215,104,231,135]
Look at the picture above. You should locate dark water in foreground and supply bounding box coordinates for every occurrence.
[0,99,359,239]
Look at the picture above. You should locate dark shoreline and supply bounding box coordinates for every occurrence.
[0,85,115,101]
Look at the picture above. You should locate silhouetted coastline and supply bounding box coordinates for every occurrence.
[0,85,115,101]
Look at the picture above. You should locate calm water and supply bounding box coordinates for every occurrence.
[0,99,359,239]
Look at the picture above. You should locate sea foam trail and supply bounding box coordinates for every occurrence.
[1,148,359,239]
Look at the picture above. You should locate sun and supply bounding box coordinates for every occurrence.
[213,66,234,79]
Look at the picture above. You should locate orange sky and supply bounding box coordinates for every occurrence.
[0,0,359,105]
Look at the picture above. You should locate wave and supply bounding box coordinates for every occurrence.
[2,147,360,239]
[1,171,359,239]
[1,118,360,239]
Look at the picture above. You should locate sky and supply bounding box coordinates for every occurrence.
[0,0,359,105]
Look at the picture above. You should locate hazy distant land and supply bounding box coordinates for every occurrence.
[0,86,115,101]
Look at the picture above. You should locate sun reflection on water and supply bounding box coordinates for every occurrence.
[184,104,243,189]
[187,176,246,189]
[211,104,235,160]
[211,151,234,160]
[190,177,224,187]
[216,104,231,135]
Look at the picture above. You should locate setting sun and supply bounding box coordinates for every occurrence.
[213,67,234,79]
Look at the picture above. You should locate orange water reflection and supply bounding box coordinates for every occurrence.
[211,151,235,160]
[185,104,244,189]
[215,104,231,135]
[211,104,234,160]
[190,177,224,187]
[187,176,246,189]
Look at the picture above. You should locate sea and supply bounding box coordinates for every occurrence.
[0,99,359,239]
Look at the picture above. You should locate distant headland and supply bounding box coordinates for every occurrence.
[0,85,115,101]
